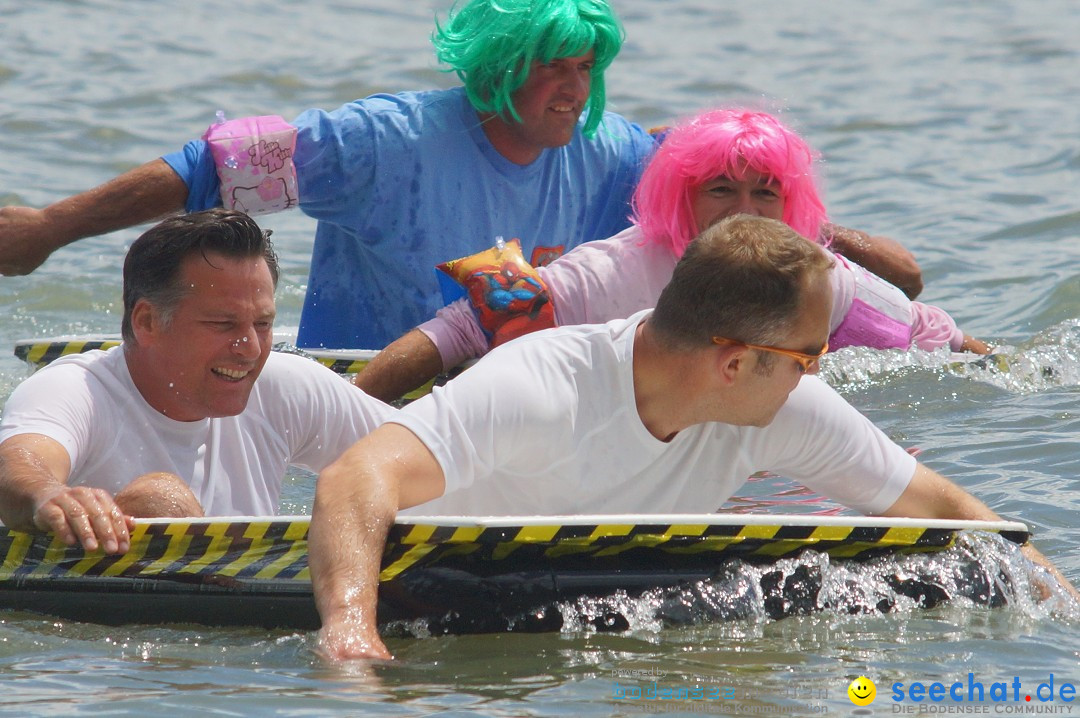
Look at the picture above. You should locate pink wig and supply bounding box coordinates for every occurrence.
[632,109,828,256]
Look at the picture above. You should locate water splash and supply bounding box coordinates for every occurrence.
[821,318,1080,394]
[556,533,1055,634]
[382,532,1076,640]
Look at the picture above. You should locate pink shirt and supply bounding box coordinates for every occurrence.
[420,225,964,369]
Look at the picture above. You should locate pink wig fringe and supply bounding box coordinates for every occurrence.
[632,109,828,256]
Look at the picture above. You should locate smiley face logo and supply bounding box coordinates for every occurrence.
[848,676,876,706]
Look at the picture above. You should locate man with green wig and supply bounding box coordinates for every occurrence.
[0,0,920,351]
[0,0,650,350]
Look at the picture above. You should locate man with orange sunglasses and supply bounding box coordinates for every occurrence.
[309,215,1075,660]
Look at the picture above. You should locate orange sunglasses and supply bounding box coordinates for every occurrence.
[712,336,829,372]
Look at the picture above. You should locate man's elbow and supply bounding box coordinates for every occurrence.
[893,260,924,300]
[314,456,364,514]
[315,446,401,520]
[868,235,924,299]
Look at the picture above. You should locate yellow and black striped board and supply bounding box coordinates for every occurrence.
[14,334,378,376]
[14,336,122,367]
[0,514,1029,631]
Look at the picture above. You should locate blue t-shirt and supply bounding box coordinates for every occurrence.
[163,87,656,348]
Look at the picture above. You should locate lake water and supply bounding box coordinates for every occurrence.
[3,0,1080,715]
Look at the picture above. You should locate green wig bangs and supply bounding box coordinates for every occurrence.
[432,0,623,137]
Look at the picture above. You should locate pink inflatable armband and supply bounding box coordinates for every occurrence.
[829,255,913,350]
[202,113,299,215]
[829,297,911,350]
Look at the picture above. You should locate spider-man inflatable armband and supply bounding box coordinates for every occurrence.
[436,238,556,348]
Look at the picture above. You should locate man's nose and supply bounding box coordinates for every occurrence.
[562,68,589,98]
[230,327,260,359]
[735,192,760,216]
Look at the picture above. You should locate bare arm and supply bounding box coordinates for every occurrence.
[881,463,1078,600]
[0,159,188,275]
[353,329,445,403]
[0,434,132,553]
[310,423,446,661]
[824,223,923,299]
[113,472,205,519]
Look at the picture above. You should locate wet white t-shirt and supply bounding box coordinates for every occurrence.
[399,311,916,517]
[0,348,394,515]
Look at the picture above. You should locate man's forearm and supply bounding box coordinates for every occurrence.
[0,435,131,553]
[353,329,445,403]
[0,159,188,275]
[43,159,189,248]
[310,446,399,660]
[0,443,65,530]
[1020,542,1080,601]
[883,463,1077,600]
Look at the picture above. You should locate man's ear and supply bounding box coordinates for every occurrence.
[129,299,158,343]
[714,345,746,386]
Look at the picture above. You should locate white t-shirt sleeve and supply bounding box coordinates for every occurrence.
[262,354,397,473]
[745,376,917,514]
[0,361,98,470]
[389,338,574,498]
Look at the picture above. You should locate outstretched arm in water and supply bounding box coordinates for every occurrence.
[881,462,1079,601]
[0,159,187,275]
[310,423,446,661]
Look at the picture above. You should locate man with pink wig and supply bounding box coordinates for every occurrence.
[354,109,988,402]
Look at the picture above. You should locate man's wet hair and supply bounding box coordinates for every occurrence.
[650,214,832,354]
[121,208,278,342]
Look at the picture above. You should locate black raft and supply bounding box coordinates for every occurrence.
[0,515,1031,633]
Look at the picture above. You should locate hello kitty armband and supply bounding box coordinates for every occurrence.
[202,113,299,215]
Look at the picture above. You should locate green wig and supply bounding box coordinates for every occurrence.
[432,0,623,138]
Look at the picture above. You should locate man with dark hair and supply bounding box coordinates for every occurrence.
[307,214,1071,660]
[119,210,281,343]
[0,0,920,350]
[0,209,394,554]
